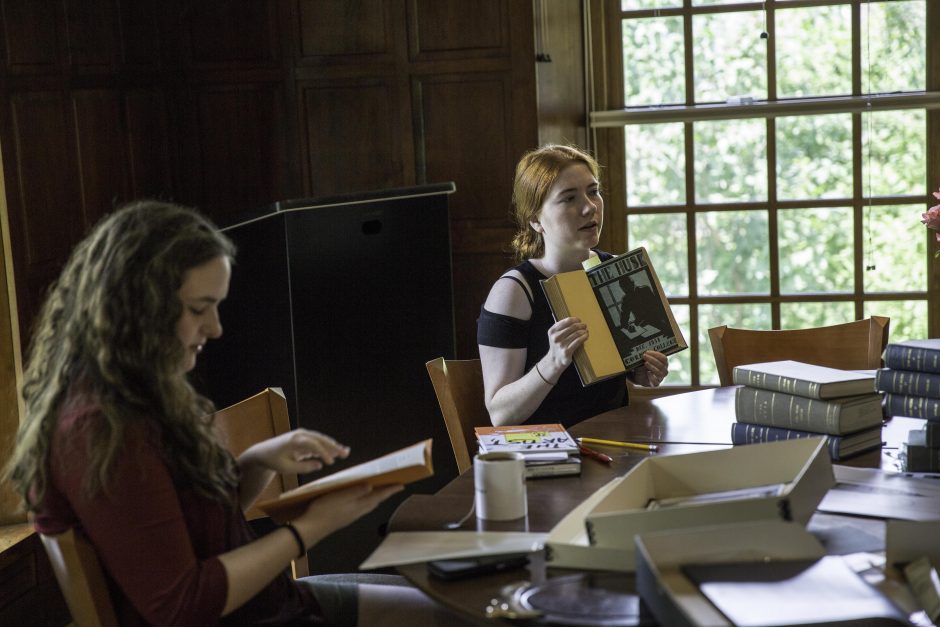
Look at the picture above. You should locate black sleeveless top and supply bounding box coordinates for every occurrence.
[477,252,628,428]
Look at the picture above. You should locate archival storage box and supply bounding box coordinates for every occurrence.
[544,437,833,572]
[634,521,908,627]
[634,521,826,627]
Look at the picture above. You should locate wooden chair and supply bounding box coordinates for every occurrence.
[708,316,890,386]
[426,358,490,474]
[38,388,310,626]
[40,528,118,627]
[212,387,310,578]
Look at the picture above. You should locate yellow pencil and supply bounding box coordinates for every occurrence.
[578,437,658,452]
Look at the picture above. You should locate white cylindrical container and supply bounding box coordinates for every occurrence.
[474,451,527,521]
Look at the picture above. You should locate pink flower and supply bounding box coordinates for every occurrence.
[922,204,940,230]
[925,186,940,254]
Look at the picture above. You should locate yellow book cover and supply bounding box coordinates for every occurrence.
[541,247,686,385]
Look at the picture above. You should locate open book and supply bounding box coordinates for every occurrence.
[256,439,433,522]
[541,247,687,385]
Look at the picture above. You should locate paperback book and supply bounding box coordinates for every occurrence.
[731,422,883,461]
[474,423,581,479]
[257,439,433,522]
[734,386,883,435]
[540,247,686,386]
[732,360,876,399]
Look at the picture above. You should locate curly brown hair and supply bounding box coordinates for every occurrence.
[509,144,601,262]
[6,200,239,510]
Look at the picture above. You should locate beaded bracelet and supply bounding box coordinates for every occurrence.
[282,522,306,559]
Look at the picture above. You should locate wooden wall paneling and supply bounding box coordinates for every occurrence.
[63,0,119,71]
[534,0,587,147]
[406,0,509,62]
[0,0,62,74]
[414,73,519,357]
[182,0,279,67]
[296,0,392,61]
[124,89,174,200]
[414,74,513,218]
[71,89,132,225]
[116,0,163,68]
[184,84,288,223]
[7,91,83,332]
[298,79,405,198]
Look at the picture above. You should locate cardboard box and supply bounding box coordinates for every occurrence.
[545,437,833,572]
[634,521,828,626]
[635,521,910,626]
[544,474,633,571]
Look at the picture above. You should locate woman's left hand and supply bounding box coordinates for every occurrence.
[632,351,669,387]
[242,429,350,476]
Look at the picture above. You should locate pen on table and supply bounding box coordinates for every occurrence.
[578,444,612,464]
[579,437,658,452]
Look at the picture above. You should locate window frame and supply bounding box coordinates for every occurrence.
[587,0,940,387]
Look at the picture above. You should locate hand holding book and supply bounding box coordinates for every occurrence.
[540,247,686,386]
[257,439,434,522]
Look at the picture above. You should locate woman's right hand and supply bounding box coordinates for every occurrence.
[543,317,588,379]
[291,483,403,547]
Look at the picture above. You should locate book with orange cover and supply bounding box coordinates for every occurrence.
[256,439,433,522]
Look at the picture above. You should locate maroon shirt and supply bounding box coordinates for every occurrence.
[33,396,321,625]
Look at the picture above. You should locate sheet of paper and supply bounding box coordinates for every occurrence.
[359,531,547,570]
[817,465,940,520]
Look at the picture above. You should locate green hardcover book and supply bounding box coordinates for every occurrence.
[734,386,883,435]
[732,360,876,400]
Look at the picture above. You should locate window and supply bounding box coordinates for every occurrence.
[590,0,938,386]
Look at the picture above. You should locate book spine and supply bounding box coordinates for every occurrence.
[731,422,842,460]
[885,345,940,374]
[884,393,940,420]
[926,422,940,447]
[903,444,940,472]
[731,369,822,399]
[875,368,940,398]
[734,387,846,434]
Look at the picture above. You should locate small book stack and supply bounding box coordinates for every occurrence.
[474,423,581,478]
[876,340,940,472]
[877,339,940,422]
[731,360,883,461]
[901,425,940,473]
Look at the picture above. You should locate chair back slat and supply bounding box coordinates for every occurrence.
[40,528,119,627]
[426,358,489,474]
[708,316,890,386]
[213,387,308,577]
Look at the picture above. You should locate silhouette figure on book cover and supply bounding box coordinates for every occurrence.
[615,272,668,341]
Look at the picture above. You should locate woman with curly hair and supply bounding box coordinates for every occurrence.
[6,200,465,626]
[478,144,670,428]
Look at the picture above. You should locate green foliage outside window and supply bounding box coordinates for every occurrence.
[619,1,929,386]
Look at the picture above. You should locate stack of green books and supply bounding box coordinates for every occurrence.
[731,360,883,461]
[877,339,940,422]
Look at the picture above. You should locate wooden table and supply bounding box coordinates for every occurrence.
[387,387,921,625]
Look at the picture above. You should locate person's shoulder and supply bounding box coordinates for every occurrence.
[483,265,534,319]
[56,392,103,437]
